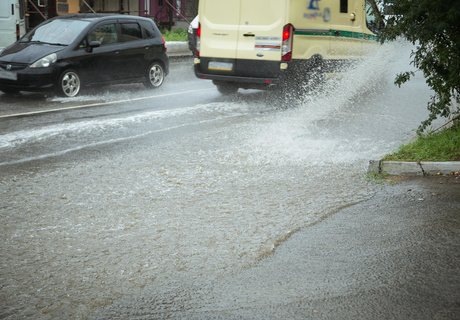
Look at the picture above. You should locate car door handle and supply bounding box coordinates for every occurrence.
[243,33,255,37]
[114,51,120,55]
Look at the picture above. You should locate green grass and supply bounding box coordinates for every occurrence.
[162,28,188,41]
[383,122,460,162]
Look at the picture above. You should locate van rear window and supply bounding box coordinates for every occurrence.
[340,0,348,13]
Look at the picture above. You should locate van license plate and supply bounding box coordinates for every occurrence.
[208,61,233,71]
[0,69,17,81]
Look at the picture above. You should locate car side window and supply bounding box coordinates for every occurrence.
[88,23,118,46]
[139,21,156,39]
[120,23,143,42]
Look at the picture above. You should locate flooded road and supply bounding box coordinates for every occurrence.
[0,43,435,319]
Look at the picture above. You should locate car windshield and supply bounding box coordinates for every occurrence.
[22,19,91,45]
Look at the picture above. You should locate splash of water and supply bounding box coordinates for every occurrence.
[246,41,424,165]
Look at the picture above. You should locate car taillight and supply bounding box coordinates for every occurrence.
[281,24,294,62]
[196,23,201,57]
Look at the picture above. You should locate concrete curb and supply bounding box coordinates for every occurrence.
[368,160,460,176]
[166,41,192,57]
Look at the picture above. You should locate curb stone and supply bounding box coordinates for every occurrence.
[368,160,460,176]
[166,41,192,57]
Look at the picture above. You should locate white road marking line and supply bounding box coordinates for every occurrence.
[0,88,214,119]
[0,114,240,166]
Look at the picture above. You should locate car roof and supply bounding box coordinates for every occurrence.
[51,14,152,23]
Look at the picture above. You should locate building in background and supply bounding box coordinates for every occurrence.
[24,0,198,31]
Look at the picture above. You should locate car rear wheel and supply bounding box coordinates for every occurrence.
[57,69,81,97]
[144,62,165,88]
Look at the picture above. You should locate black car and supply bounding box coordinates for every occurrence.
[0,14,169,97]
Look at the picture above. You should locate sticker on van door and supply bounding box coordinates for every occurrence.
[255,36,281,51]
[304,0,331,22]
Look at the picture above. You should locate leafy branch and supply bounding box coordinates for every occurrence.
[372,0,460,133]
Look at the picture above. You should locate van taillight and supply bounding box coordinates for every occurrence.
[16,23,20,41]
[196,23,201,57]
[281,24,294,62]
[162,35,167,52]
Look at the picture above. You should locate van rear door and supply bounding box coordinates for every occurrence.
[200,0,287,62]
[200,0,241,59]
[237,0,287,62]
[0,1,26,49]
[198,0,288,81]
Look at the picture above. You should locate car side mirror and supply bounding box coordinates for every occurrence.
[89,40,101,48]
[86,40,101,52]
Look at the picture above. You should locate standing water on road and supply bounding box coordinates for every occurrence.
[0,42,431,319]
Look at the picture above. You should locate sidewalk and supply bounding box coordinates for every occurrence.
[188,176,460,320]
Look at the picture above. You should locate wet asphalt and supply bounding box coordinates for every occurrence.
[1,44,459,319]
[93,176,460,320]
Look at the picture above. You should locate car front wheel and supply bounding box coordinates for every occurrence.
[57,69,81,97]
[144,62,165,88]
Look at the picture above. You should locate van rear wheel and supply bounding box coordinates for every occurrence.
[214,81,238,95]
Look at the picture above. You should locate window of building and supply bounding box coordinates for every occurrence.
[57,1,69,15]
[19,0,25,19]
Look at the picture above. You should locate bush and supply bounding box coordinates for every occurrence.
[376,0,460,133]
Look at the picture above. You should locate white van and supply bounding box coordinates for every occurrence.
[194,0,382,93]
[0,0,26,49]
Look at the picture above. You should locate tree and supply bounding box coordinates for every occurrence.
[376,0,460,133]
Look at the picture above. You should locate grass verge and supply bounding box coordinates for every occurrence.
[162,28,188,41]
[383,122,460,161]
